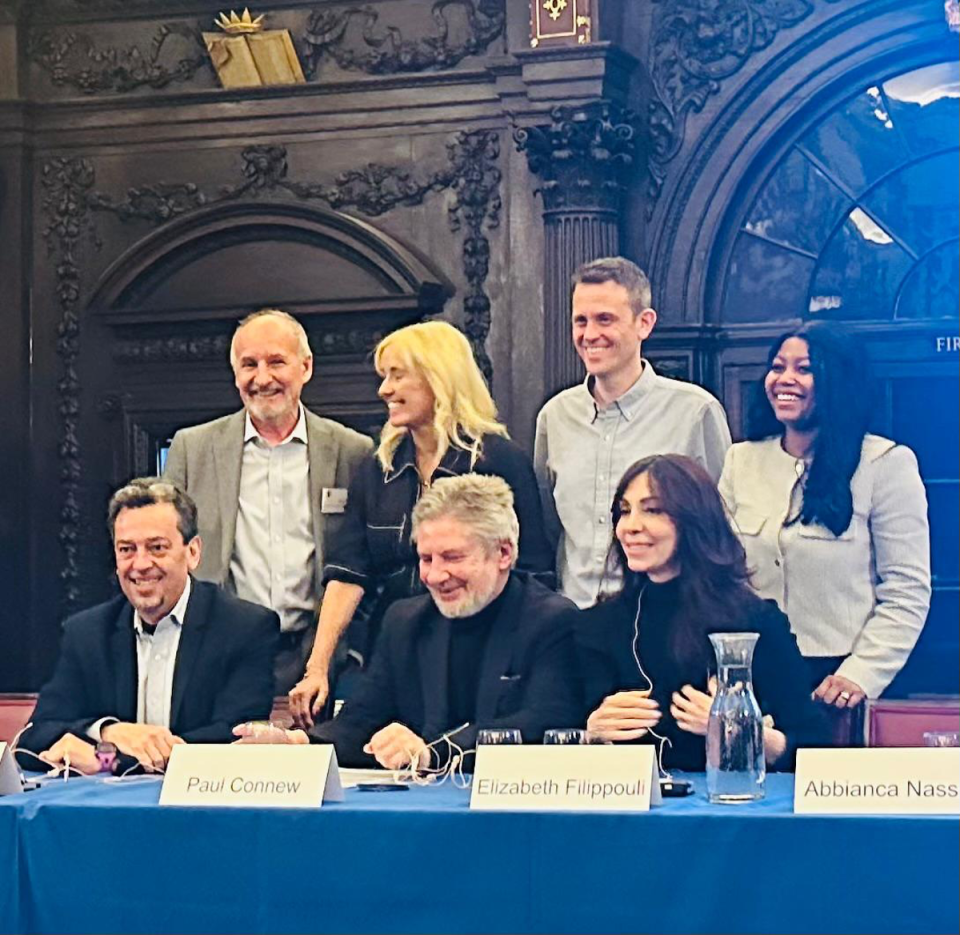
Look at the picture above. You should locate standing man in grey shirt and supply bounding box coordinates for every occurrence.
[534,257,732,608]
[164,309,372,693]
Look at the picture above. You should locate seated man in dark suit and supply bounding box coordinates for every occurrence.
[18,478,278,775]
[235,474,580,769]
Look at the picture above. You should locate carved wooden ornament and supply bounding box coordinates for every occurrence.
[529,0,591,47]
[204,10,305,88]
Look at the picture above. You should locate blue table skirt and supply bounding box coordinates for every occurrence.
[1,772,957,934]
[0,794,19,935]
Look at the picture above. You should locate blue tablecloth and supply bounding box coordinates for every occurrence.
[1,772,957,934]
[0,792,19,934]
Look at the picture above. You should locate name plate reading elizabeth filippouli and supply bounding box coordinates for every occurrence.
[470,745,661,812]
[795,747,959,815]
[159,743,343,808]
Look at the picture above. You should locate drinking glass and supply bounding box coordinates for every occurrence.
[476,728,522,745]
[543,728,585,745]
[237,721,294,743]
[923,730,959,747]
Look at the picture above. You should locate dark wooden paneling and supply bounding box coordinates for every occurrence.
[2,0,957,701]
[0,143,31,690]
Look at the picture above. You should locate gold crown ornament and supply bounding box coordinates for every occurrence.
[214,8,265,34]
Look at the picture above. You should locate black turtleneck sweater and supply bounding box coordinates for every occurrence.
[446,585,509,729]
[575,578,828,771]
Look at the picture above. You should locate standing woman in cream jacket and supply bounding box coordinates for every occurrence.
[719,322,931,709]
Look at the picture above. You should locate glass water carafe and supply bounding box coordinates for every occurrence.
[706,632,765,803]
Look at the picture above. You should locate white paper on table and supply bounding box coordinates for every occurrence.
[339,767,409,788]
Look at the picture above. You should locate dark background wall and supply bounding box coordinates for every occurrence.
[0,0,956,696]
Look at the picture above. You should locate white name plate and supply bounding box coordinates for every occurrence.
[0,742,24,796]
[470,745,660,812]
[795,748,959,815]
[159,744,343,808]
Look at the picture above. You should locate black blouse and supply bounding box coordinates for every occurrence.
[576,580,829,771]
[323,432,554,659]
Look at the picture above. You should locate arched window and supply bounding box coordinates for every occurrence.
[720,61,959,324]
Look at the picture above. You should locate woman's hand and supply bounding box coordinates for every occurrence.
[813,674,866,709]
[586,690,661,742]
[290,581,366,728]
[671,677,717,736]
[288,669,330,730]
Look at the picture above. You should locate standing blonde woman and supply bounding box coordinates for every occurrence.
[289,321,553,727]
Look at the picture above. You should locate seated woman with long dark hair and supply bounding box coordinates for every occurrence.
[577,454,827,772]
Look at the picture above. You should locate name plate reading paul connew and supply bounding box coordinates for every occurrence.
[159,744,343,808]
[470,745,660,812]
[795,748,959,815]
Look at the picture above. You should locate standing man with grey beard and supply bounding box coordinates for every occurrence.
[164,309,372,694]
[234,474,582,769]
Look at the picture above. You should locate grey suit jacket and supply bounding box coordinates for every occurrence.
[164,409,373,593]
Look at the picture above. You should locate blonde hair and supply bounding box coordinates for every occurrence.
[374,321,507,471]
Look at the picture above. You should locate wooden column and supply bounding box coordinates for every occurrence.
[515,101,637,394]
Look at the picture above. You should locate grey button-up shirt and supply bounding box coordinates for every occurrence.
[534,361,732,608]
[229,406,316,633]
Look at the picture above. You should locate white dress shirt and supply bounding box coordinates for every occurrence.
[88,577,192,740]
[719,434,931,698]
[134,576,191,728]
[229,406,316,633]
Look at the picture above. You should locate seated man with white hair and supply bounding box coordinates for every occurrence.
[235,473,581,769]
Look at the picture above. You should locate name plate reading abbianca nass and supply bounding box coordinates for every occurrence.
[159,744,343,808]
[470,745,660,812]
[795,748,959,815]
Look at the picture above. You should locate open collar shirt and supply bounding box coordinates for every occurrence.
[229,405,315,633]
[132,576,192,729]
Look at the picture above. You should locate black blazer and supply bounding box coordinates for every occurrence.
[576,590,829,770]
[312,573,582,766]
[18,579,279,760]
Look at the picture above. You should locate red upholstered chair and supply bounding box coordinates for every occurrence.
[865,698,960,747]
[0,694,37,744]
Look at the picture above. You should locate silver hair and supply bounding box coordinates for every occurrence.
[229,308,312,368]
[107,477,198,543]
[411,473,519,565]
